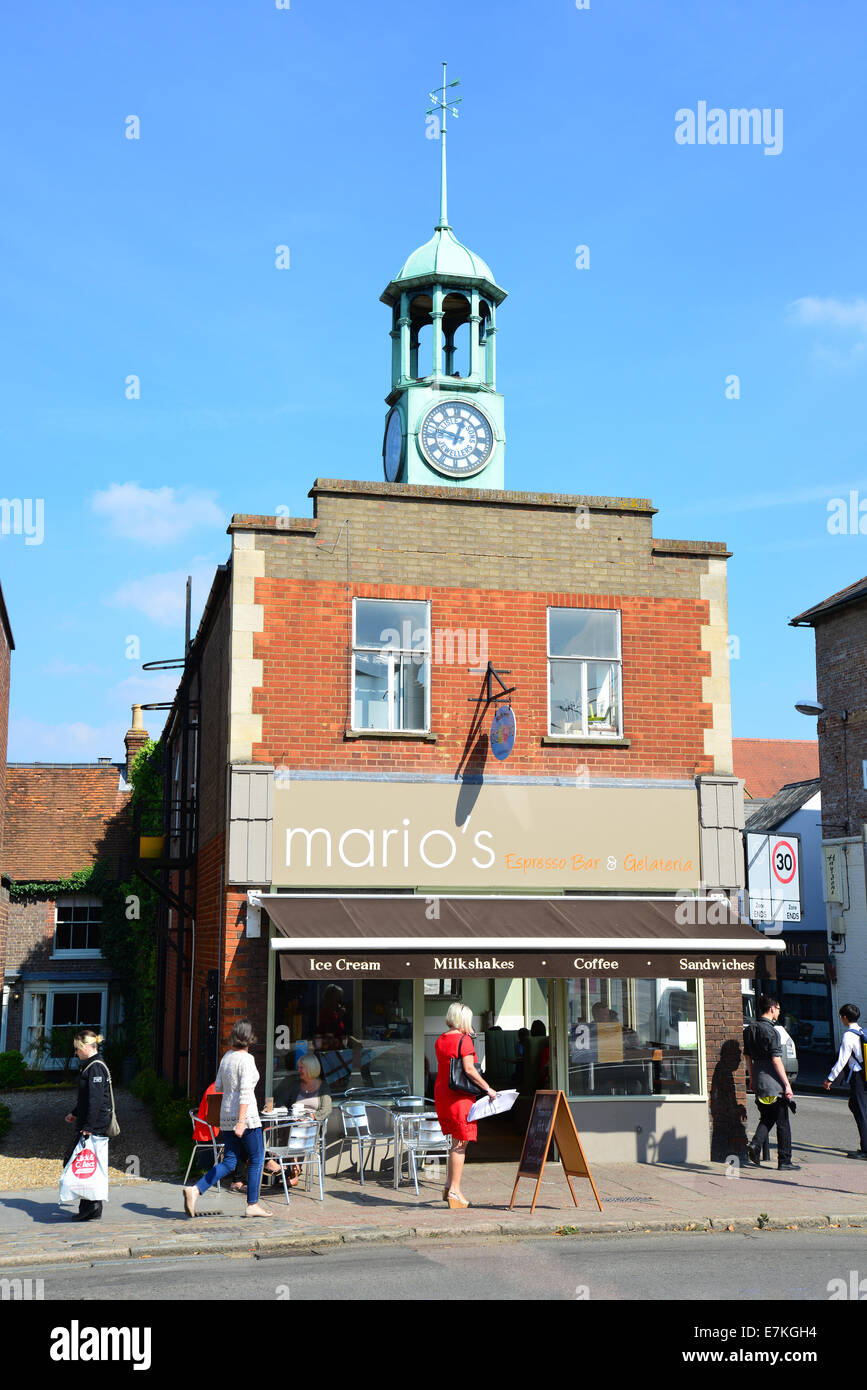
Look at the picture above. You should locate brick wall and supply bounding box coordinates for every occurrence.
[705,976,748,1160]
[814,604,867,839]
[4,898,113,1054]
[0,608,10,988]
[198,592,230,849]
[248,578,715,782]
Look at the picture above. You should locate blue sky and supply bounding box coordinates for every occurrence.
[1,0,865,761]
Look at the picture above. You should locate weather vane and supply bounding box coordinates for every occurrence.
[426,61,461,230]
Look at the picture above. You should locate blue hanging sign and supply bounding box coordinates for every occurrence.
[490,704,516,760]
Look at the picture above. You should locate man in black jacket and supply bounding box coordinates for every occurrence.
[744,995,799,1172]
[63,1029,112,1221]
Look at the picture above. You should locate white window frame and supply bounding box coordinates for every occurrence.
[547,607,623,739]
[351,597,432,733]
[21,983,108,1068]
[51,894,103,960]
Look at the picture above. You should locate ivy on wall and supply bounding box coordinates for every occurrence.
[9,739,164,1071]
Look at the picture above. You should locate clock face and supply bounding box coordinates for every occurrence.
[383,408,404,482]
[418,400,495,477]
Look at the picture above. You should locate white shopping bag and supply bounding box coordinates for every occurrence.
[59,1135,109,1205]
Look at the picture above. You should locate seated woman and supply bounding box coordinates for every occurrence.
[279,1055,333,1187]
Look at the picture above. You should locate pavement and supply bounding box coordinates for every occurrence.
[2,1151,867,1270]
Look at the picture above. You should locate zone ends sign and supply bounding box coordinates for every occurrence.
[746,832,801,926]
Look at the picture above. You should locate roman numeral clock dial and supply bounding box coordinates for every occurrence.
[418,401,495,478]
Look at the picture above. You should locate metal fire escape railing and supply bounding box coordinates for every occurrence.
[133,576,202,1093]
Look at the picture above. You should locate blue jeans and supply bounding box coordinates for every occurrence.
[197,1126,265,1204]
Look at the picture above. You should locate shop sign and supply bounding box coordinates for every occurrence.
[277,951,761,980]
[490,705,516,760]
[271,779,701,890]
[822,845,843,905]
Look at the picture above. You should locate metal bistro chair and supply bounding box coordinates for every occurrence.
[336,1102,393,1186]
[183,1093,224,1185]
[390,1097,428,1187]
[266,1119,324,1205]
[399,1116,451,1196]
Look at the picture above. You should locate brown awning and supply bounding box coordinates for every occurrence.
[262,894,780,980]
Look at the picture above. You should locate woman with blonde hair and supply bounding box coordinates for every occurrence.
[434,1003,497,1208]
[63,1028,115,1222]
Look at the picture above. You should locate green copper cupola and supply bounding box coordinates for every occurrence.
[381,64,507,489]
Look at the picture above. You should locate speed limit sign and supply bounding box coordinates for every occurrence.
[771,839,798,886]
[746,832,801,925]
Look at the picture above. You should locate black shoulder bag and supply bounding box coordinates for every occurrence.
[448,1034,487,1098]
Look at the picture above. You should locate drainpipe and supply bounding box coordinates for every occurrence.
[186,917,196,1096]
[0,982,11,1053]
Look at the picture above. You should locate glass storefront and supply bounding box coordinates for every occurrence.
[273,975,414,1104]
[566,977,701,1097]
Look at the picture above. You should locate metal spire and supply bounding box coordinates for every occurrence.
[427,61,461,230]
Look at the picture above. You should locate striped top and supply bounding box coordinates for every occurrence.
[214,1049,261,1131]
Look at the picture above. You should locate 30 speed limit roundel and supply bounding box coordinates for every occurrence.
[772,839,797,885]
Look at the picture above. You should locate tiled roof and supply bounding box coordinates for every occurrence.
[4,764,131,881]
[732,738,820,800]
[790,575,867,625]
[744,778,821,833]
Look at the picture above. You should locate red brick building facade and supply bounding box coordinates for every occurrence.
[792,576,867,1038]
[0,581,13,1036]
[1,746,140,1066]
[152,479,779,1163]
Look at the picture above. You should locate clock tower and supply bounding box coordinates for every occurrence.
[381,66,507,489]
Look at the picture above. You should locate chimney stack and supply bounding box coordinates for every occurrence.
[124,704,150,780]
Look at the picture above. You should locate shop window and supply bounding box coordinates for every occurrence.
[548,608,622,738]
[273,977,415,1103]
[53,896,102,956]
[423,979,462,997]
[352,598,430,732]
[566,978,700,1098]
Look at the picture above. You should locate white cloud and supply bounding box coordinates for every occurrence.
[789,297,867,332]
[110,672,179,707]
[8,714,123,763]
[41,659,112,677]
[664,481,864,519]
[106,558,217,628]
[92,483,224,546]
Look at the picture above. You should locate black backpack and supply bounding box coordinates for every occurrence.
[743,1019,776,1063]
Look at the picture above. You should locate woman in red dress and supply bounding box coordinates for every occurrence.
[434,1003,498,1209]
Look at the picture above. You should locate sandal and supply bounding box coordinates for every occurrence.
[447,1191,469,1209]
[230,1181,246,1193]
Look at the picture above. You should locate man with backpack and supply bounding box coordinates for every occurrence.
[743,994,800,1171]
[823,1003,867,1159]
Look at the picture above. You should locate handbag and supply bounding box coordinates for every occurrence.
[448,1034,487,1098]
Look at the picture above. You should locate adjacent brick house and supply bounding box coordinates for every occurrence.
[0,581,13,1041]
[1,711,148,1067]
[792,576,867,1036]
[150,478,781,1163]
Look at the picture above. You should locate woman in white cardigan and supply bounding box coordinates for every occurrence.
[183,1021,272,1219]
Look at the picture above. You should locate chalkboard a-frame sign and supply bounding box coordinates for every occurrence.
[510,1090,603,1214]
